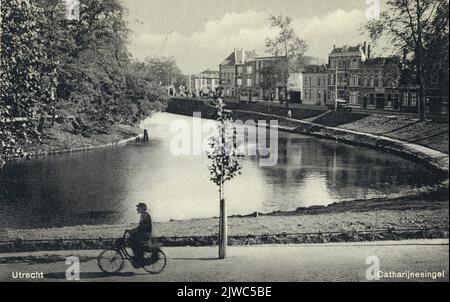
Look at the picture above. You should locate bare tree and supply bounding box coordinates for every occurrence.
[365,0,449,120]
[265,15,309,109]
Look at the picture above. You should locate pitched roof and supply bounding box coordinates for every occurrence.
[362,56,400,67]
[220,52,237,66]
[201,69,219,75]
[220,49,258,66]
[330,45,361,54]
[255,55,285,60]
[302,64,328,73]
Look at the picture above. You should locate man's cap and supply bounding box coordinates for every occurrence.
[136,202,147,210]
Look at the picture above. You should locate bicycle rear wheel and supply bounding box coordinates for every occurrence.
[97,249,125,274]
[143,248,167,274]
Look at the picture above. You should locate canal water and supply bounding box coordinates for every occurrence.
[0,113,437,229]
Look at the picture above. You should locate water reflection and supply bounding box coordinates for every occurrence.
[0,113,437,229]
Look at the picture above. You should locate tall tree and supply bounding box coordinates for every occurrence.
[265,15,309,108]
[144,56,186,87]
[0,0,46,163]
[365,0,449,120]
[1,0,172,166]
[207,97,242,259]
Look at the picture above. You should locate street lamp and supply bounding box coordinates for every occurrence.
[335,65,338,111]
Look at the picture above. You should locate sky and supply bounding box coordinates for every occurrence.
[121,0,387,74]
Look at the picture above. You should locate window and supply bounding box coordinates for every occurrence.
[386,94,392,107]
[247,66,253,74]
[392,93,399,109]
[350,91,358,104]
[369,93,374,105]
[410,92,417,107]
[237,78,242,86]
[247,79,252,87]
[317,77,321,86]
[237,66,243,74]
[402,92,409,106]
[351,75,358,86]
[337,74,343,86]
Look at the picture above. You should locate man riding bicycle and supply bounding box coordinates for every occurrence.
[128,202,152,266]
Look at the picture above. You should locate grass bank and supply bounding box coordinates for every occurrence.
[3,122,144,162]
[1,188,448,252]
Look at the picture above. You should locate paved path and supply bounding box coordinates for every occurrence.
[0,240,448,282]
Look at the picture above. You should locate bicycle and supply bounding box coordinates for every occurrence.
[97,230,167,274]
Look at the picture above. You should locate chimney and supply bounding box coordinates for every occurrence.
[242,48,246,63]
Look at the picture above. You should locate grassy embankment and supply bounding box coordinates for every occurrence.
[10,122,144,160]
[0,191,448,252]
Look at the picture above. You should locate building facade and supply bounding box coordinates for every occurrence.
[302,65,328,105]
[194,69,219,95]
[219,51,302,103]
[358,56,402,110]
[326,44,366,105]
[254,56,286,102]
[324,44,431,114]
[287,72,303,103]
[219,49,256,99]
[237,60,259,101]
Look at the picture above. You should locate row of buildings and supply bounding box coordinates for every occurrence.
[190,44,447,116]
[301,43,430,113]
[218,49,294,102]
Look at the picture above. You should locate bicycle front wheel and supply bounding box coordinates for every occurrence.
[143,249,167,274]
[97,249,125,274]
